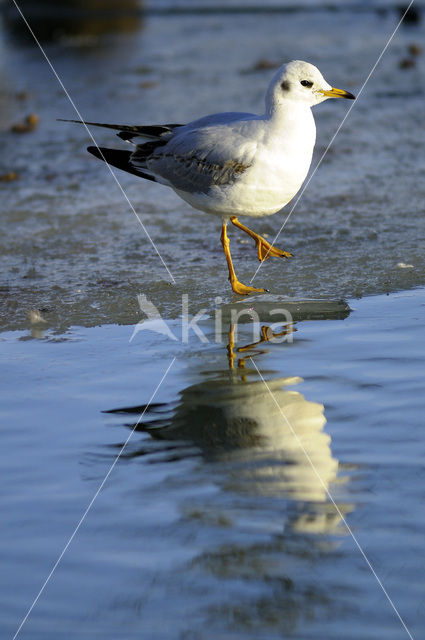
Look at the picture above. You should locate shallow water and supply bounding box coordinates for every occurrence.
[1,2,425,330]
[2,288,425,639]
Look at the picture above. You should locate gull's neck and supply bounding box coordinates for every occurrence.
[261,98,316,163]
[266,98,313,124]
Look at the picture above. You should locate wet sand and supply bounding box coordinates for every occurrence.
[1,2,425,330]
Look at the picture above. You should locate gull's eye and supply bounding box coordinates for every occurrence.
[300,80,313,88]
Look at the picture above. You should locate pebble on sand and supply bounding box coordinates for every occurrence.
[11,113,39,133]
[0,171,19,182]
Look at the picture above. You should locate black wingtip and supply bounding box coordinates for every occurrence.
[57,118,84,124]
[86,145,157,182]
[87,145,101,159]
[87,145,131,167]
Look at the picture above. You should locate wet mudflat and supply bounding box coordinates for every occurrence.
[0,1,424,330]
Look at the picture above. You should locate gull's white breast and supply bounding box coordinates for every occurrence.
[173,105,316,219]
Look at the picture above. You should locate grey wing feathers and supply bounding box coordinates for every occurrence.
[142,151,249,192]
[131,127,254,193]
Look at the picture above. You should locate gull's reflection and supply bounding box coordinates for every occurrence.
[104,320,354,635]
[107,322,350,536]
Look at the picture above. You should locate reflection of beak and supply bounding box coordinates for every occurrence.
[319,87,356,100]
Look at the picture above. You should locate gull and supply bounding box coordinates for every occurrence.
[62,60,354,295]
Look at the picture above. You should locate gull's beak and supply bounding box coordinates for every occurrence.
[319,86,356,100]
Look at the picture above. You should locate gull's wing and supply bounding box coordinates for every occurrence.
[65,113,261,191]
[131,113,260,193]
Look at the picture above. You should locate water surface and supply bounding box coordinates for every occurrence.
[1,289,425,639]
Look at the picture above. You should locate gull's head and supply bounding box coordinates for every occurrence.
[266,60,355,112]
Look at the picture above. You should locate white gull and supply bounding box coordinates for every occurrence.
[63,60,355,294]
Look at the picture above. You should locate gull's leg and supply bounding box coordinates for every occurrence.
[221,222,266,295]
[237,323,296,352]
[227,323,236,369]
[227,324,248,380]
[230,216,293,262]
